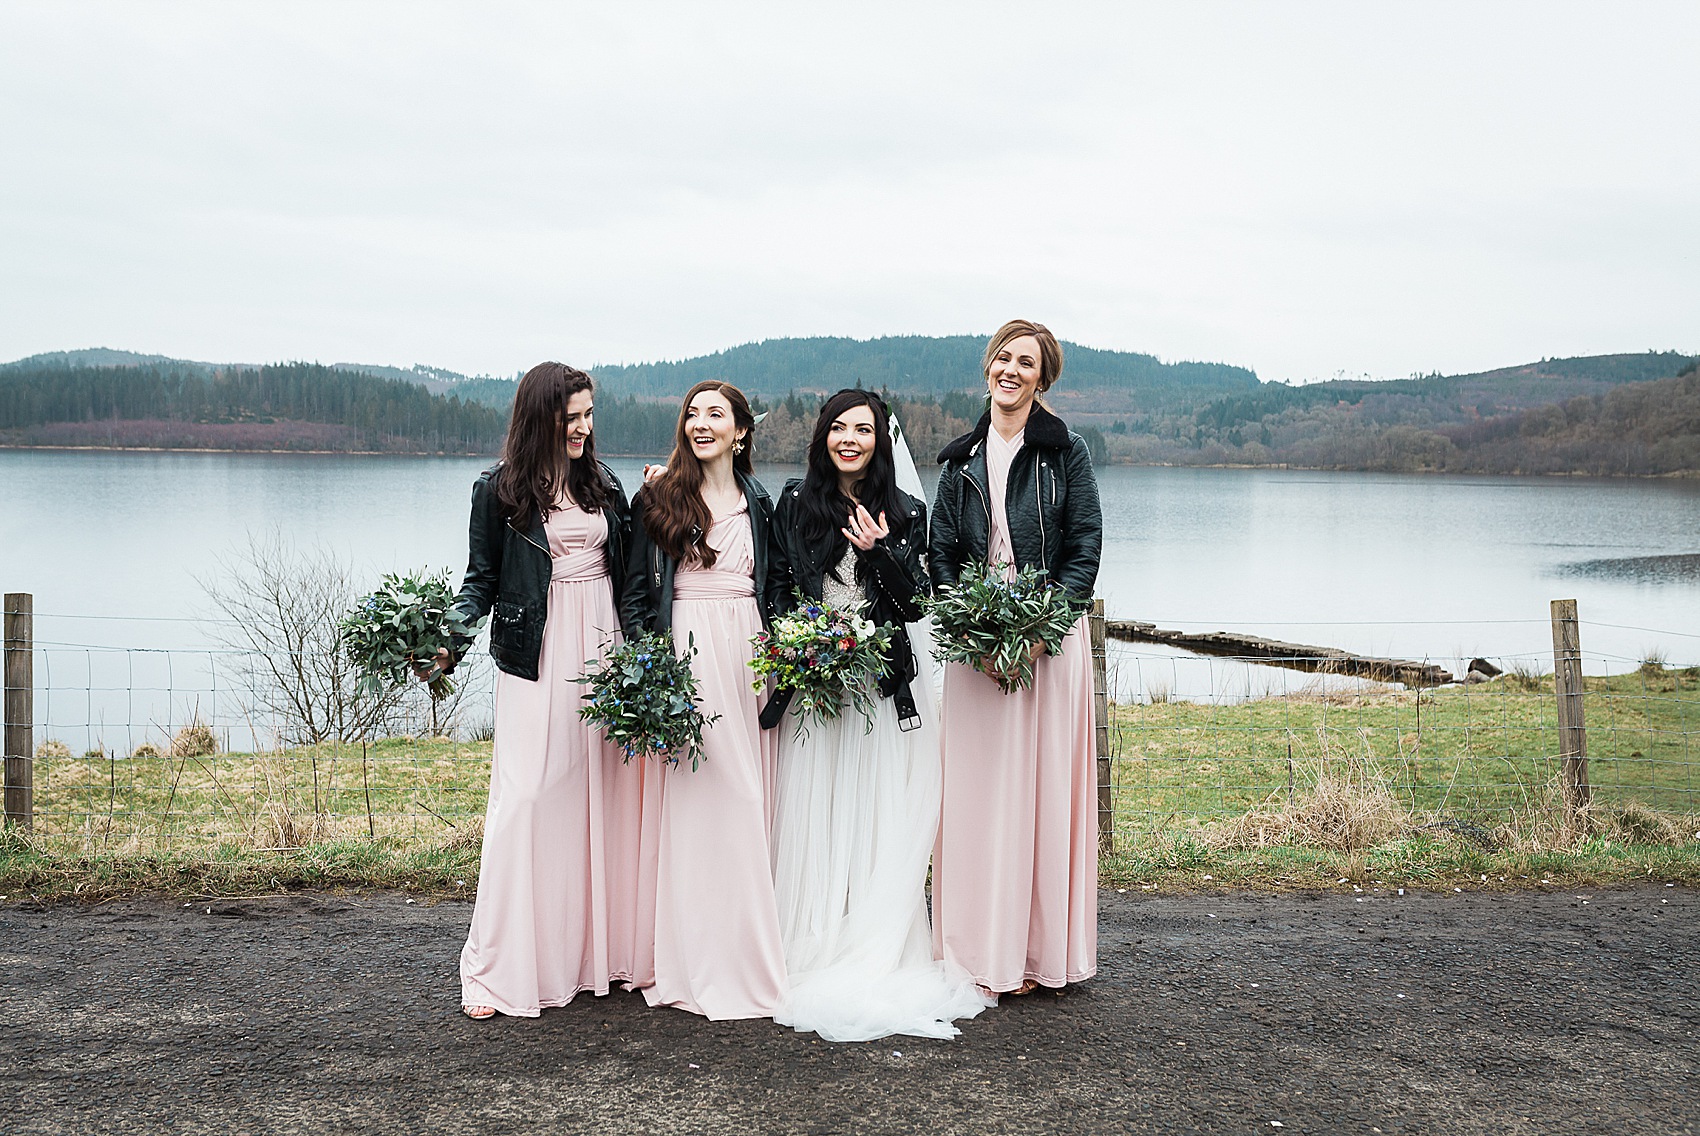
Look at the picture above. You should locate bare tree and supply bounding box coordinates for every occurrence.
[199,531,411,745]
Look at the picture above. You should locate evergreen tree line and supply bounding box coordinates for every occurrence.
[586,335,1257,409]
[0,363,507,452]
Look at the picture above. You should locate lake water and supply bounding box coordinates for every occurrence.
[4,449,1698,749]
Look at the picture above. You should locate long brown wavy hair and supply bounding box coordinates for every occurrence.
[493,361,610,525]
[640,380,755,567]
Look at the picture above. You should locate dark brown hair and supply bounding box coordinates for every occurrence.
[640,380,755,567]
[493,361,610,525]
[983,319,1065,393]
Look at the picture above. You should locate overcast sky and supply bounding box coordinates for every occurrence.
[2,2,1696,384]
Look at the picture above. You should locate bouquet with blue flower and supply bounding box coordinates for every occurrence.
[577,631,718,770]
[749,594,895,736]
[925,562,1080,693]
[340,569,481,700]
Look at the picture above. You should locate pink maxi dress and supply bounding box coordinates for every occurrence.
[460,501,653,1015]
[932,425,1099,993]
[642,500,788,1019]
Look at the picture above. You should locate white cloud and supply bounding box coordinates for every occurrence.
[2,1,1696,382]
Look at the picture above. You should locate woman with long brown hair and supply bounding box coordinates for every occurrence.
[929,320,1103,998]
[430,361,645,1019]
[622,379,790,1020]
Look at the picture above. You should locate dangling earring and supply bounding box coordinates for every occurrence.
[733,437,746,455]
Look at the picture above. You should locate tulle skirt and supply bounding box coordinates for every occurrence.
[772,669,993,1041]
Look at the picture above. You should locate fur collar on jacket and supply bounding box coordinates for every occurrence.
[935,400,1072,464]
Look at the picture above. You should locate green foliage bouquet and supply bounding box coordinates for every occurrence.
[577,631,719,770]
[749,595,895,736]
[926,562,1081,693]
[340,569,481,700]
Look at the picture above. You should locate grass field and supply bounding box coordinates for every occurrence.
[4,667,1697,899]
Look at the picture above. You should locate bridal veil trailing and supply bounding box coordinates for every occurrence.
[769,413,993,1042]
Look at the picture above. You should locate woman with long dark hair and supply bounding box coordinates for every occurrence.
[929,320,1103,997]
[430,361,645,1020]
[622,380,790,1020]
[768,389,992,1041]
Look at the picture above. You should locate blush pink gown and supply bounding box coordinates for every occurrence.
[460,502,653,1015]
[932,425,1099,993]
[641,500,788,1019]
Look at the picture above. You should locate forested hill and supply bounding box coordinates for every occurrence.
[0,362,505,453]
[1092,351,1700,473]
[586,335,1258,408]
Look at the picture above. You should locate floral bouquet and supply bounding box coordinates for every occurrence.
[340,569,481,700]
[577,631,719,770]
[749,595,895,736]
[926,562,1081,693]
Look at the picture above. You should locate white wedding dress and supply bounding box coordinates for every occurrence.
[769,423,993,1042]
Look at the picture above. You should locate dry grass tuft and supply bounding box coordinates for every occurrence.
[131,742,163,759]
[170,720,219,759]
[1205,729,1412,852]
[34,739,71,759]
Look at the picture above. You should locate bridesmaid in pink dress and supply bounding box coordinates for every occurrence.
[621,380,790,1020]
[431,362,650,1019]
[929,320,1103,997]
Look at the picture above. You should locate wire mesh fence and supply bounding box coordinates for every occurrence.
[5,599,1699,856]
[1104,640,1700,853]
[19,635,497,852]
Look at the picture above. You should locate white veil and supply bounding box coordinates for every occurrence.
[889,413,944,705]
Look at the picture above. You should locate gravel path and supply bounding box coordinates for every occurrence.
[2,887,1695,1135]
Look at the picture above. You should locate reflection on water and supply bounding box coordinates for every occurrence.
[5,450,1700,750]
[1555,553,1700,584]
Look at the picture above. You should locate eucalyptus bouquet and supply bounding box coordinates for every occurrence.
[577,631,718,770]
[340,569,480,700]
[749,595,895,736]
[926,562,1080,693]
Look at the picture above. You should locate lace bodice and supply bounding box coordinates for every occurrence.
[821,543,863,611]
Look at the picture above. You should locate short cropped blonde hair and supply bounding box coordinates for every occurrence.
[982,319,1064,393]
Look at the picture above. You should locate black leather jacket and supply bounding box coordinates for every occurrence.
[447,461,634,682]
[930,402,1103,625]
[621,470,789,637]
[766,479,929,728]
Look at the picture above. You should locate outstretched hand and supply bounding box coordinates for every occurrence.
[842,503,889,552]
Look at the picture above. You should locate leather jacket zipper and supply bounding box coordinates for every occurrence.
[1035,458,1046,574]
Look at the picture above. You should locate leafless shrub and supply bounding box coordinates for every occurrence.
[199,531,411,745]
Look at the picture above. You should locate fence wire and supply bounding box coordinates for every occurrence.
[8,626,1700,856]
[1105,644,1700,852]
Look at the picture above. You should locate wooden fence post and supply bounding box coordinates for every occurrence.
[1091,598,1113,854]
[1550,598,1590,820]
[4,593,33,831]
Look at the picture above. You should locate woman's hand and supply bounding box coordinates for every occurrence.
[842,503,889,552]
[413,647,452,682]
[977,639,1045,684]
[642,463,667,485]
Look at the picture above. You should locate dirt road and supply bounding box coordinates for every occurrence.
[2,887,1694,1134]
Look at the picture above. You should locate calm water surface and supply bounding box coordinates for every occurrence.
[4,449,1697,745]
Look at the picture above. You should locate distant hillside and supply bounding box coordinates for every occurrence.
[587,335,1259,410]
[0,362,504,453]
[2,347,218,371]
[1095,351,1700,472]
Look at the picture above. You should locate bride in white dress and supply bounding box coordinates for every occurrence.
[765,389,993,1041]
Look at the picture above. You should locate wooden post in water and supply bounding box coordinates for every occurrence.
[1091,598,1113,854]
[1550,598,1591,820]
[4,593,33,831]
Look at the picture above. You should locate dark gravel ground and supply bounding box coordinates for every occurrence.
[2,886,1695,1135]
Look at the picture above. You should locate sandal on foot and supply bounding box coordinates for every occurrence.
[462,1004,496,1020]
